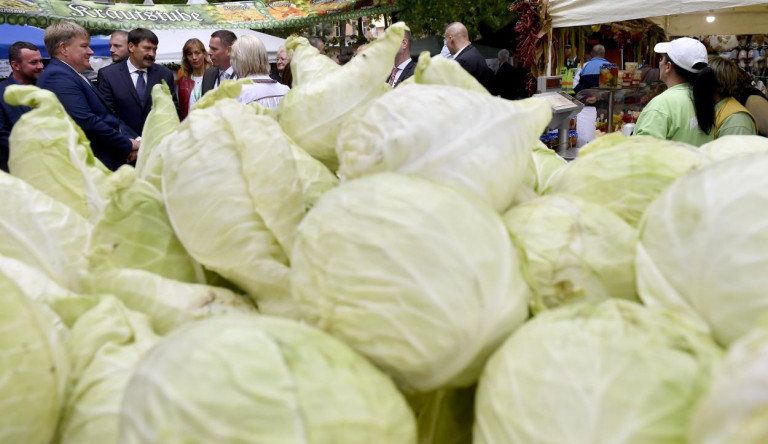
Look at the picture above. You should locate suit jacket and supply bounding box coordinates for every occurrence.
[37,58,132,171]
[201,66,219,95]
[493,62,525,100]
[394,59,416,87]
[0,76,31,172]
[97,60,176,136]
[454,44,493,91]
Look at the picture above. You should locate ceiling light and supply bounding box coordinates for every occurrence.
[706,15,716,23]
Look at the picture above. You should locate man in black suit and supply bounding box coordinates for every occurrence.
[388,29,416,88]
[97,28,175,140]
[444,22,493,91]
[202,30,238,95]
[492,49,518,100]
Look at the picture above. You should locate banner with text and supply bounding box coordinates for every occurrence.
[0,0,397,30]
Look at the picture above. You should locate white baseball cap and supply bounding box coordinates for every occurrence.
[654,37,708,73]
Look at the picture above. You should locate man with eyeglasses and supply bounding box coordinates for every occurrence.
[443,22,493,90]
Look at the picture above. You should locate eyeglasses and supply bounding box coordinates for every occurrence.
[277,57,289,62]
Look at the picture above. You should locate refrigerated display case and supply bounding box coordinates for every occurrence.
[574,84,667,133]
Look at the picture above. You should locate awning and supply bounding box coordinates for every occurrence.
[547,0,768,28]
[0,0,398,30]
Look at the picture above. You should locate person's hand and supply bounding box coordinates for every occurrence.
[127,139,140,163]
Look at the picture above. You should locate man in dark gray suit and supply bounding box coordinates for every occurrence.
[388,29,416,88]
[97,28,176,139]
[202,30,238,95]
[444,22,493,91]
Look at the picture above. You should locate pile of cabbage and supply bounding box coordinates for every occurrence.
[2,20,768,444]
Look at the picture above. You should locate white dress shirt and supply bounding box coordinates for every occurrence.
[127,59,146,87]
[390,59,411,86]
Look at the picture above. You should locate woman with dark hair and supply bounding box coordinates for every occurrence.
[177,38,212,120]
[634,38,716,146]
[708,55,757,137]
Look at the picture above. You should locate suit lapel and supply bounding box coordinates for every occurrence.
[119,61,142,107]
[56,59,111,112]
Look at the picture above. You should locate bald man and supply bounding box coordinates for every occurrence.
[574,44,610,92]
[443,22,493,90]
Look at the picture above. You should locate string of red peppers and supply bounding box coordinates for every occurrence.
[512,0,541,95]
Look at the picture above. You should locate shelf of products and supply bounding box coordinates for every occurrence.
[575,84,667,133]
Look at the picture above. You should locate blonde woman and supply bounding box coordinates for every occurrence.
[178,38,212,120]
[709,55,758,137]
[275,45,292,87]
[231,35,289,110]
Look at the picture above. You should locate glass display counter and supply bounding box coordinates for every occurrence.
[575,84,667,133]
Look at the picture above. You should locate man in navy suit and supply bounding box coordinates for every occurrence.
[97,28,176,138]
[444,22,493,91]
[37,22,138,170]
[0,41,44,172]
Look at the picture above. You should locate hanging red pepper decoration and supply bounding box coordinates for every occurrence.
[512,0,541,95]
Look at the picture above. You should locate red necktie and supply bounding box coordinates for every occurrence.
[389,67,399,86]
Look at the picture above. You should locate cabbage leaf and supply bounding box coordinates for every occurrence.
[278,22,407,170]
[5,84,110,221]
[119,315,417,444]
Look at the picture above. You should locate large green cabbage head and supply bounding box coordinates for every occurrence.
[545,136,711,226]
[503,194,638,314]
[474,299,723,444]
[89,166,203,283]
[689,327,768,444]
[412,51,489,94]
[0,170,91,290]
[636,154,768,346]
[135,82,180,180]
[119,315,417,444]
[162,98,305,316]
[5,84,111,221]
[337,85,551,213]
[278,22,407,170]
[57,296,160,444]
[699,134,768,162]
[285,35,340,87]
[290,173,530,393]
[0,263,69,444]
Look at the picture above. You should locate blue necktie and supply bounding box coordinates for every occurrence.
[136,70,146,104]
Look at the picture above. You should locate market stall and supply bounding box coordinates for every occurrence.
[541,0,768,75]
[525,0,768,148]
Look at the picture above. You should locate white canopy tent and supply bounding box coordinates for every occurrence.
[548,0,768,32]
[649,5,768,36]
[543,0,768,74]
[152,28,287,64]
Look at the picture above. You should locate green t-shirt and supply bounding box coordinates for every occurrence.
[634,83,714,146]
[715,98,757,137]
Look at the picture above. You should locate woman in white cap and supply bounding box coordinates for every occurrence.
[634,37,716,146]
